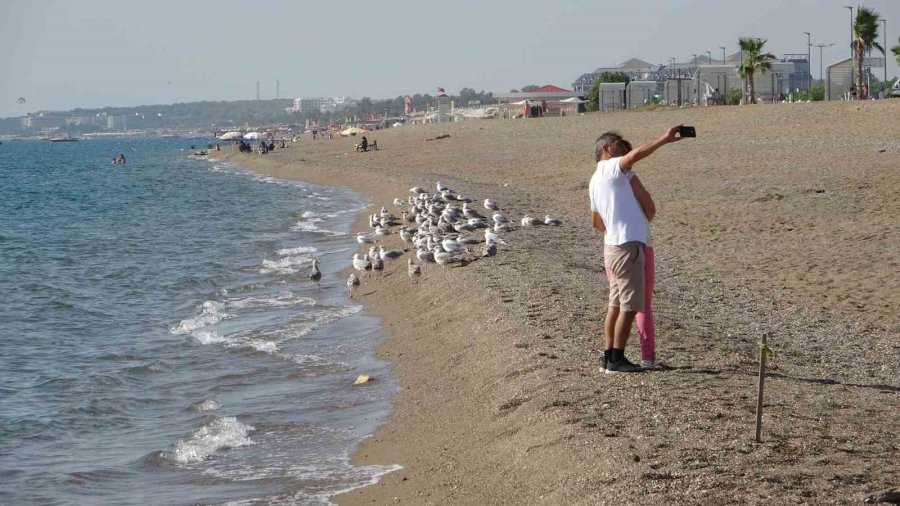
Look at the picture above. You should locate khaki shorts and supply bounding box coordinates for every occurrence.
[604,242,645,312]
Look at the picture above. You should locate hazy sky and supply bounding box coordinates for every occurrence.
[3,0,899,117]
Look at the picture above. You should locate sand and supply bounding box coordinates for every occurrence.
[217,100,899,505]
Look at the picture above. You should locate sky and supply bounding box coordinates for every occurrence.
[2,0,899,118]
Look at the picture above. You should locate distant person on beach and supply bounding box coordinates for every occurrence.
[589,126,683,373]
[117,154,126,164]
[593,139,659,368]
[360,136,368,152]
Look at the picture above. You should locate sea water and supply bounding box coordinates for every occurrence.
[0,138,398,505]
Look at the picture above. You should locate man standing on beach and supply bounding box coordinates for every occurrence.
[589,126,682,373]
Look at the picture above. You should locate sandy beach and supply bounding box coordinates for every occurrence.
[218,101,899,505]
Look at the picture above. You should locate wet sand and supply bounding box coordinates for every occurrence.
[219,100,899,504]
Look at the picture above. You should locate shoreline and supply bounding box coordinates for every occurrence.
[216,101,899,504]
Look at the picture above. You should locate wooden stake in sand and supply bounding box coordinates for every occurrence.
[755,333,770,443]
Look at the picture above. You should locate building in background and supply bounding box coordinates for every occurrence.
[106,115,127,130]
[573,52,810,104]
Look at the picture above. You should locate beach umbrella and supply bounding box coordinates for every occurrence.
[243,132,263,140]
[340,127,365,137]
[218,131,243,140]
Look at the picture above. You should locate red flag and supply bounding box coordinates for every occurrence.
[437,86,445,94]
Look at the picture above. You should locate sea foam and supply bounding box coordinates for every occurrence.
[164,416,254,465]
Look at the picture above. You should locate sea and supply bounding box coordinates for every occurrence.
[0,138,399,505]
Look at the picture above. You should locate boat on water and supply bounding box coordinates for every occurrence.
[49,136,80,142]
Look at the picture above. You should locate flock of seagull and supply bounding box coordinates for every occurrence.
[305,181,564,296]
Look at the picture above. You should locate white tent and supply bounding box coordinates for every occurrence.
[559,97,586,104]
[243,132,264,140]
[218,131,243,140]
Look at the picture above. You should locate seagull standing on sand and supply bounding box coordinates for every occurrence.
[357,232,377,244]
[308,259,322,286]
[492,212,509,224]
[521,215,539,227]
[485,229,507,245]
[483,242,497,257]
[441,237,468,254]
[484,199,501,211]
[432,246,463,267]
[352,253,371,273]
[544,215,563,226]
[462,203,484,220]
[416,246,435,263]
[378,246,405,261]
[494,222,514,233]
[408,259,421,278]
[371,254,384,274]
[399,227,414,243]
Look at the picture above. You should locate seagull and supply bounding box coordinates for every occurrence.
[484,199,501,211]
[493,212,510,223]
[408,259,421,278]
[462,203,485,220]
[399,226,414,243]
[521,215,540,227]
[494,222,514,233]
[544,215,563,226]
[356,232,377,244]
[410,186,427,195]
[375,225,391,236]
[457,235,481,245]
[483,242,497,257]
[436,181,449,192]
[371,254,384,273]
[433,246,463,267]
[485,229,507,245]
[393,198,407,207]
[308,259,322,286]
[416,246,435,263]
[352,253,371,273]
[347,273,360,297]
[379,245,405,261]
[441,237,468,254]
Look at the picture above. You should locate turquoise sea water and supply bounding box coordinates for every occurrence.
[0,139,398,505]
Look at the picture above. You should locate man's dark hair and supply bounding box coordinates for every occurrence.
[595,131,622,162]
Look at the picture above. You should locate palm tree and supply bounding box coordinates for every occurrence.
[851,6,884,99]
[738,38,776,104]
[892,37,900,65]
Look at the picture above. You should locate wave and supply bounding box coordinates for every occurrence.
[192,305,361,366]
[190,399,220,412]
[225,292,316,310]
[162,416,255,465]
[275,245,318,257]
[170,301,228,335]
[259,255,313,275]
[291,221,346,236]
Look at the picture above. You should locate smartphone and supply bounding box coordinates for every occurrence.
[678,126,697,138]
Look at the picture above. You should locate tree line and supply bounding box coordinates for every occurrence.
[2,89,498,135]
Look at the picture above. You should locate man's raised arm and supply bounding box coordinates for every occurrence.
[619,125,683,171]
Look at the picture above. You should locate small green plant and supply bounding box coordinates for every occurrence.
[726,88,742,105]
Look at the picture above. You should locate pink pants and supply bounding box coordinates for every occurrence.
[605,245,655,361]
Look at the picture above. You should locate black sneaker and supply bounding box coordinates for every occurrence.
[605,357,646,374]
[599,354,608,373]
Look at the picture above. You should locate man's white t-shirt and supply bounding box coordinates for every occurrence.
[589,157,651,246]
